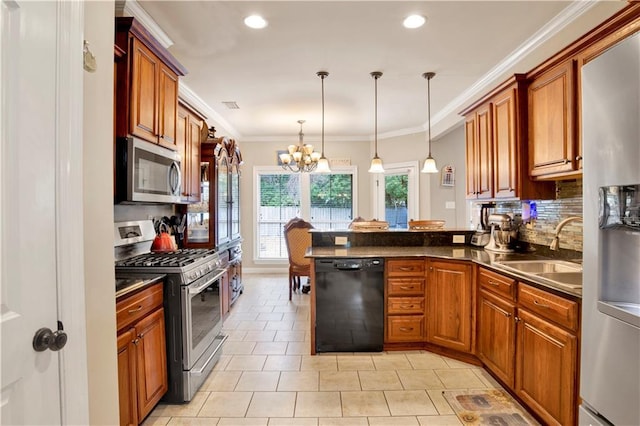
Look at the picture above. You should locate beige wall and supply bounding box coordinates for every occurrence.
[83,3,119,424]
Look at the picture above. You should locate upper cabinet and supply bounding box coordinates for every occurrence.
[177,102,206,203]
[527,60,580,180]
[114,17,187,150]
[461,75,554,200]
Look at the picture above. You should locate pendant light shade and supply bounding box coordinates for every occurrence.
[369,71,385,173]
[421,72,439,174]
[316,71,331,173]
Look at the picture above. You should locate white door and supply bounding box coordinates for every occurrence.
[1,1,88,424]
[373,161,419,228]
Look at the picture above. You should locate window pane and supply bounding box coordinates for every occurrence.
[310,174,353,230]
[385,174,408,229]
[258,174,300,259]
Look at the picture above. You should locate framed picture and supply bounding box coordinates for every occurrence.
[441,165,455,186]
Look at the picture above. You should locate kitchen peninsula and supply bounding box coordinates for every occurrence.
[307,228,583,426]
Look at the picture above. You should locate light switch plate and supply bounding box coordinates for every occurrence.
[452,235,465,244]
[335,236,348,245]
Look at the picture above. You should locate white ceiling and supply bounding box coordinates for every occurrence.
[133,1,625,143]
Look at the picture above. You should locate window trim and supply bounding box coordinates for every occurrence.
[253,165,358,263]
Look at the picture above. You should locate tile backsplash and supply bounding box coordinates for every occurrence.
[494,180,583,252]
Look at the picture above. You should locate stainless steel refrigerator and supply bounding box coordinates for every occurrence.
[580,32,640,425]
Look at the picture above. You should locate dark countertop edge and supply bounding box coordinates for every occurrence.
[306,246,582,299]
[115,274,166,299]
[309,229,474,233]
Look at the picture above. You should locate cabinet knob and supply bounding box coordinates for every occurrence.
[514,317,521,323]
[563,158,570,164]
[509,187,514,192]
[429,267,434,271]
[575,155,583,161]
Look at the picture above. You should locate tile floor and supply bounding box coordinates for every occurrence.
[143,273,510,426]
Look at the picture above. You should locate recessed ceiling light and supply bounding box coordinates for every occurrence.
[244,15,268,29]
[403,14,426,29]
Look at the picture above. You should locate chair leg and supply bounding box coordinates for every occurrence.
[289,272,293,301]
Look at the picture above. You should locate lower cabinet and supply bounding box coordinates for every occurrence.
[476,267,580,426]
[385,258,427,344]
[116,283,168,425]
[426,259,473,352]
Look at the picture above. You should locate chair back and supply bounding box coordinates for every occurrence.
[283,218,314,268]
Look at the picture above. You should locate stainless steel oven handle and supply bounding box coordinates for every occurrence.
[190,334,228,375]
[188,269,226,295]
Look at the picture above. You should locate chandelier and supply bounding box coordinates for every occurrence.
[279,120,321,172]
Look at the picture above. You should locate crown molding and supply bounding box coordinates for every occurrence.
[179,83,241,140]
[114,0,173,49]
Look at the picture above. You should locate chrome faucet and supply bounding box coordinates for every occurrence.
[550,216,583,251]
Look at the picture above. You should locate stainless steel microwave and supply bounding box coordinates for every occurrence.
[115,136,182,204]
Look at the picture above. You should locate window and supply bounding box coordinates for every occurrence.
[254,166,357,261]
[373,161,419,228]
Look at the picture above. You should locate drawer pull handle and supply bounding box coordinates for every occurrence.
[533,299,550,308]
[399,327,414,332]
[138,333,144,339]
[399,286,415,290]
[128,305,143,314]
[400,305,415,309]
[132,338,140,345]
[398,267,412,271]
[488,280,499,286]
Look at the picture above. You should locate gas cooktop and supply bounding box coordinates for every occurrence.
[115,249,218,268]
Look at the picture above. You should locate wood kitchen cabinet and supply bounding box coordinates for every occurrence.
[464,104,493,199]
[177,102,205,203]
[426,259,473,353]
[476,268,517,387]
[115,17,187,150]
[116,282,168,425]
[475,267,580,426]
[462,75,554,200]
[385,258,427,344]
[528,60,580,179]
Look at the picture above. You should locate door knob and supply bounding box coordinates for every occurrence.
[33,321,68,352]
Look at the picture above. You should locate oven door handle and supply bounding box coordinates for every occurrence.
[188,269,226,295]
[190,334,228,375]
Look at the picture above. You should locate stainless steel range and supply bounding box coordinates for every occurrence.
[114,220,228,403]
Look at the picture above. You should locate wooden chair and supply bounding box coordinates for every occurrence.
[283,218,314,300]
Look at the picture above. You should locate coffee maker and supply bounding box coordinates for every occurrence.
[470,202,495,247]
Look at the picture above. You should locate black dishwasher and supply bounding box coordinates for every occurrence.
[315,258,384,352]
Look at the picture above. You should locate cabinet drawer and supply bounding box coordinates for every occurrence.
[387,259,425,276]
[388,297,425,315]
[518,283,579,331]
[479,267,516,300]
[387,278,425,295]
[387,316,425,342]
[116,282,163,332]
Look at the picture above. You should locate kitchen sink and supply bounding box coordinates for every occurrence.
[493,260,583,289]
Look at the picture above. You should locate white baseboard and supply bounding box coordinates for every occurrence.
[243,267,288,274]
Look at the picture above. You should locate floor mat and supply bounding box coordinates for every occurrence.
[442,389,540,425]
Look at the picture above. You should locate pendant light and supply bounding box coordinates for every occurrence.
[316,71,331,173]
[421,72,439,174]
[368,71,384,173]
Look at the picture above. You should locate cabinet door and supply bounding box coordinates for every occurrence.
[528,60,578,178]
[216,155,230,246]
[476,105,493,199]
[426,260,473,352]
[130,39,159,143]
[157,63,179,150]
[135,308,168,421]
[188,116,203,201]
[465,115,478,199]
[230,164,240,240]
[515,309,578,426]
[492,88,517,198]
[477,290,516,388]
[117,329,138,426]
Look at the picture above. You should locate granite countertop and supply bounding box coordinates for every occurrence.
[115,273,166,299]
[306,245,582,298]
